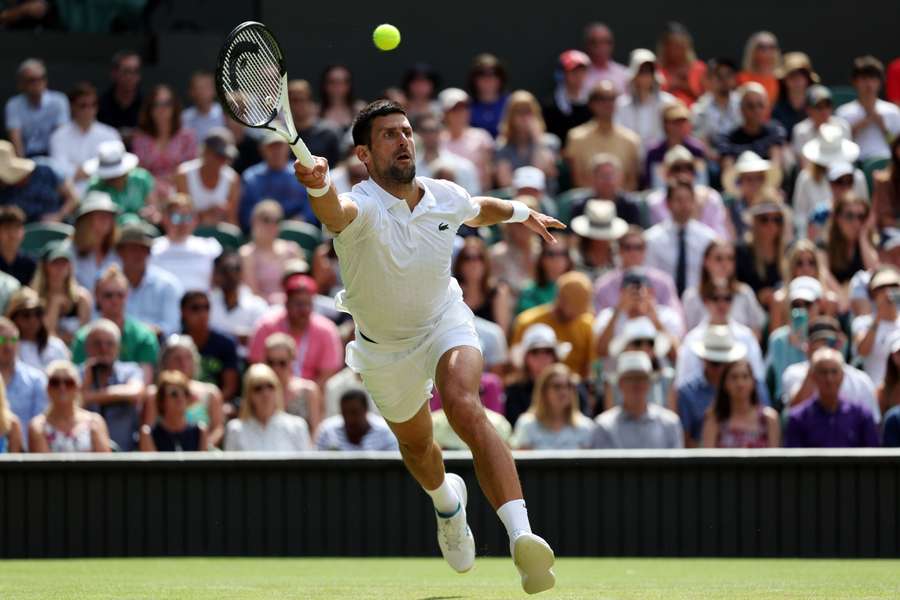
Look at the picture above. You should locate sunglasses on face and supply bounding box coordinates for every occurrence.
[14,308,42,320]
[266,358,291,368]
[756,214,783,225]
[544,249,568,258]
[794,258,817,268]
[166,387,188,398]
[0,335,19,345]
[459,253,485,262]
[629,339,655,349]
[187,304,210,313]
[170,213,194,225]
[547,381,574,392]
[49,377,77,390]
[528,347,556,358]
[253,382,276,393]
[710,294,733,304]
[840,211,867,222]
[669,163,694,174]
[833,176,854,187]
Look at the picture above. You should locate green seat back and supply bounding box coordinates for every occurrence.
[279,220,322,259]
[194,223,244,251]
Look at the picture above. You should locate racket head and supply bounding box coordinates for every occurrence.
[215,21,288,129]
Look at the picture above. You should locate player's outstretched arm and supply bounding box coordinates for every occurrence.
[465,196,565,243]
[294,157,358,234]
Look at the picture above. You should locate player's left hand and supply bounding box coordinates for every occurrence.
[524,211,566,243]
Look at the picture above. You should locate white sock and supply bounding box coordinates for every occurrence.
[497,498,532,540]
[426,477,460,516]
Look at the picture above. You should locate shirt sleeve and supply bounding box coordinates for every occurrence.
[331,192,377,246]
[784,413,804,447]
[5,98,21,130]
[224,421,241,451]
[134,327,160,365]
[248,320,273,363]
[318,320,344,375]
[433,178,480,225]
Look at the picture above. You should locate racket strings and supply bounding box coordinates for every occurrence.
[220,27,284,127]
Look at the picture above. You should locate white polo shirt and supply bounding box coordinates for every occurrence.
[332,177,480,346]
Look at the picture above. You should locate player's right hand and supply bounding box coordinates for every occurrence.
[294,156,330,190]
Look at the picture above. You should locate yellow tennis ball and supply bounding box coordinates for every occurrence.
[373,24,400,51]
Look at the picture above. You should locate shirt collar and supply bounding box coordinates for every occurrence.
[364,177,435,218]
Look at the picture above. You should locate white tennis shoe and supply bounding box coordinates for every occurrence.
[435,473,475,573]
[511,531,556,594]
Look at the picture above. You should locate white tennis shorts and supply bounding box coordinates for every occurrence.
[344,314,481,424]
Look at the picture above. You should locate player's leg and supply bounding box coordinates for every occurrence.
[436,345,556,595]
[382,393,475,573]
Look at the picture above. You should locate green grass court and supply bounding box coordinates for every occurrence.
[2,557,899,599]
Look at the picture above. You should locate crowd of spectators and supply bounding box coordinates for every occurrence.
[2,22,900,454]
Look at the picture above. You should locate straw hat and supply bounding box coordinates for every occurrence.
[689,325,747,363]
[83,140,139,180]
[571,200,628,241]
[802,123,860,167]
[0,140,35,185]
[609,316,671,358]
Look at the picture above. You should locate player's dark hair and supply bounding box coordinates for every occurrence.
[351,99,407,147]
[340,388,369,410]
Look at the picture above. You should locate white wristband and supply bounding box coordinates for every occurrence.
[306,170,332,198]
[505,200,531,223]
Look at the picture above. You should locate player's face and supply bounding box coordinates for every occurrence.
[365,114,416,184]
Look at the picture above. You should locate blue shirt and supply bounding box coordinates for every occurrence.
[239,162,315,231]
[884,405,900,447]
[126,265,184,337]
[4,90,70,157]
[6,360,49,451]
[765,326,807,400]
[785,396,879,448]
[0,164,63,222]
[470,95,508,138]
[677,374,771,442]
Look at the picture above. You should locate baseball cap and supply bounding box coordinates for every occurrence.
[512,166,546,192]
[868,268,900,294]
[788,276,823,302]
[559,49,591,72]
[116,222,155,248]
[283,273,318,295]
[807,84,832,106]
[616,351,653,377]
[827,161,854,181]
[203,127,238,160]
[438,88,470,112]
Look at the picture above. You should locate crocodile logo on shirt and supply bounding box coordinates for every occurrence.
[438,222,449,231]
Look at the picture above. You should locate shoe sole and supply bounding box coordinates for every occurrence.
[444,473,474,574]
[514,534,556,594]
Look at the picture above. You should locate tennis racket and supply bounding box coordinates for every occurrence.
[215,21,326,193]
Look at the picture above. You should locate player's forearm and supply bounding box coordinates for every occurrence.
[466,197,517,227]
[310,188,357,234]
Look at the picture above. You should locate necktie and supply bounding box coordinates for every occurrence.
[675,226,687,297]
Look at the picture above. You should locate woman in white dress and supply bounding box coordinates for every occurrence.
[174,128,240,227]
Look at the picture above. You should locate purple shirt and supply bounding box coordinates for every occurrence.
[643,137,705,189]
[593,266,683,316]
[785,396,879,448]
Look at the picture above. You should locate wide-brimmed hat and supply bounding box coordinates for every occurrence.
[724,150,779,194]
[777,52,821,83]
[41,239,74,262]
[75,191,120,220]
[827,161,855,182]
[609,316,671,358]
[690,325,747,363]
[615,351,653,378]
[747,200,787,218]
[802,123,860,167]
[5,287,42,318]
[512,323,572,368]
[0,140,35,185]
[571,200,628,241]
[83,140,139,180]
[869,268,900,295]
[116,222,155,249]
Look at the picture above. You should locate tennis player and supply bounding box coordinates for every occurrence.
[295,100,560,594]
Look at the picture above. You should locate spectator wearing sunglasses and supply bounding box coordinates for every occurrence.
[734,201,791,311]
[264,332,323,435]
[71,265,159,383]
[0,316,47,449]
[769,239,841,332]
[150,194,222,292]
[5,288,69,371]
[643,104,706,190]
[180,290,239,405]
[240,200,303,304]
[821,195,879,309]
[852,268,900,386]
[225,364,311,451]
[848,232,900,318]
[139,370,208,452]
[782,317,878,419]
[505,324,575,427]
[29,360,111,453]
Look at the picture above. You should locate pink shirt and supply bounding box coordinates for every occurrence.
[248,308,343,381]
[132,128,197,196]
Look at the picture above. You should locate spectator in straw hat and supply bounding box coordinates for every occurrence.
[721,150,778,239]
[0,139,75,223]
[542,50,593,143]
[645,145,729,238]
[614,49,677,151]
[675,325,754,447]
[592,351,683,449]
[601,316,676,412]
[570,199,627,280]
[772,52,819,139]
[792,124,867,234]
[791,85,851,161]
[84,139,156,222]
[853,267,900,385]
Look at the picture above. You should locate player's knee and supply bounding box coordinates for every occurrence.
[398,435,434,460]
[444,393,488,436]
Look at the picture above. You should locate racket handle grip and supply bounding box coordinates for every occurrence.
[290,139,329,196]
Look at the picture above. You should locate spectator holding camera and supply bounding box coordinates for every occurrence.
[853,268,900,385]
